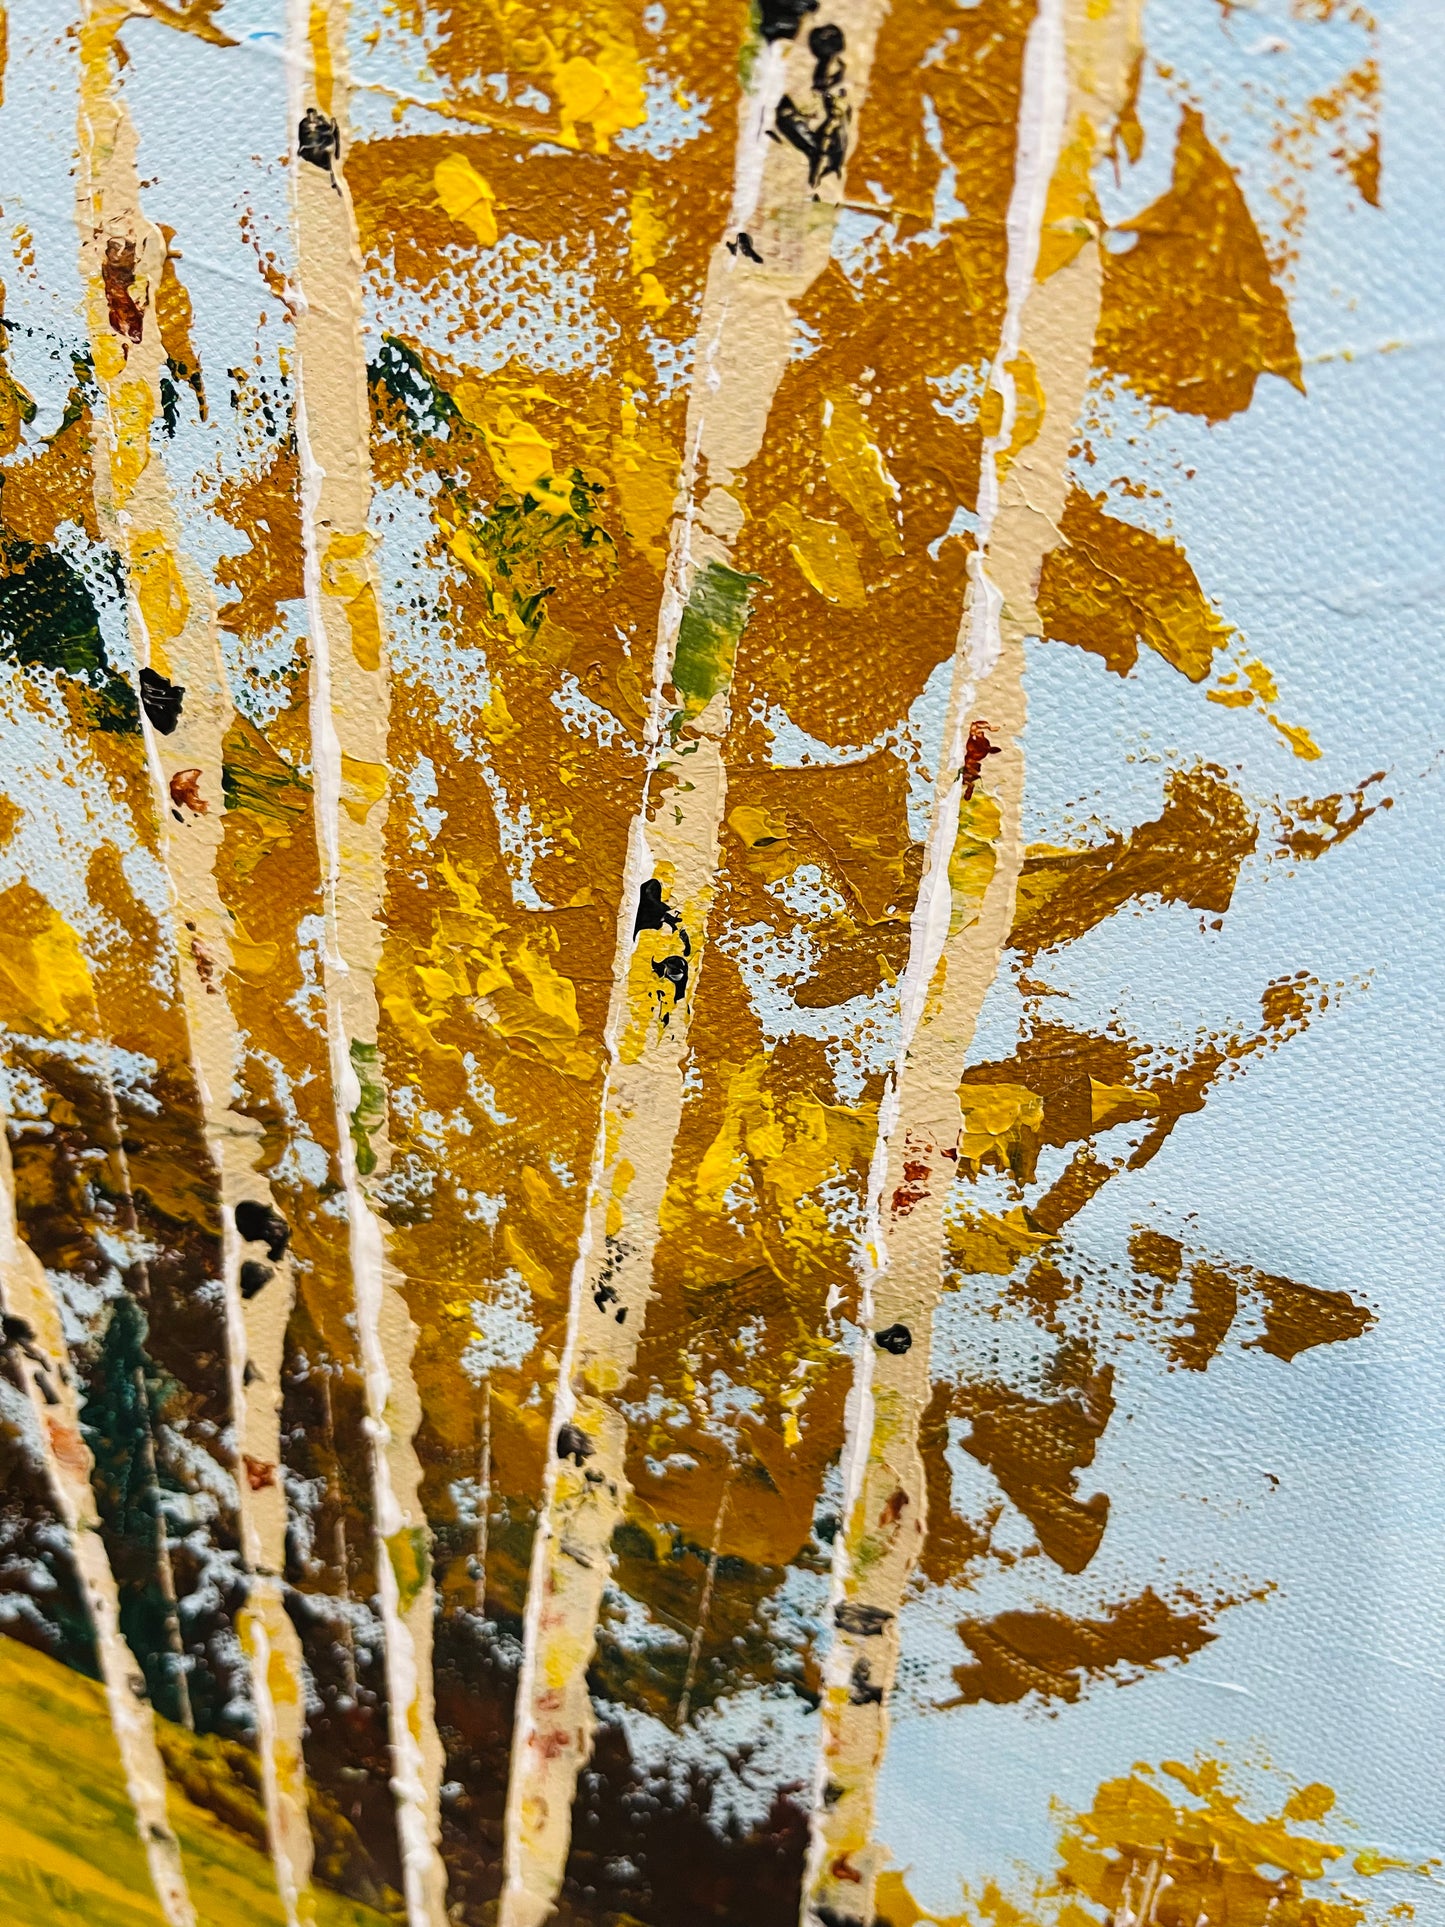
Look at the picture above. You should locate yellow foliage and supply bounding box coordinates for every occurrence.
[958,1082,1043,1168]
[226,914,280,977]
[946,1205,1057,1277]
[1088,1077,1159,1128]
[433,153,499,246]
[681,1053,873,1267]
[728,803,789,848]
[481,937,596,1079]
[948,793,1001,935]
[339,753,388,825]
[636,270,671,314]
[131,531,190,661]
[0,885,94,1036]
[1035,119,1101,281]
[502,1222,555,1298]
[482,405,574,514]
[822,390,901,555]
[769,503,867,607]
[321,532,382,671]
[550,40,646,152]
[610,408,680,565]
[629,187,666,273]
[1269,715,1323,760]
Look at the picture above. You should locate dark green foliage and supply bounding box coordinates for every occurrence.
[455,473,617,644]
[0,537,138,731]
[368,335,457,444]
[78,1293,238,1730]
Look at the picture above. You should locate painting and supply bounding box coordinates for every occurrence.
[0,0,1438,1923]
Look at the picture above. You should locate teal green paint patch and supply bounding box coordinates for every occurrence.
[221,715,312,823]
[348,1039,386,1178]
[670,560,760,727]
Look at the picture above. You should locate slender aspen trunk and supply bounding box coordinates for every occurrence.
[801,4,1143,1919]
[73,9,315,1917]
[0,1080,197,1927]
[285,5,449,1921]
[497,8,894,1921]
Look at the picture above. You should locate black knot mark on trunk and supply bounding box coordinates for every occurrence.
[298,108,341,171]
[834,1601,893,1637]
[651,952,690,1011]
[138,666,184,735]
[759,0,818,40]
[847,1656,884,1705]
[635,878,692,1023]
[773,23,850,189]
[239,1260,274,1300]
[634,877,680,938]
[874,1323,912,1355]
[556,1422,595,1466]
[234,1199,290,1262]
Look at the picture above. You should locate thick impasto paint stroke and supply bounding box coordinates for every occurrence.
[286,7,452,1923]
[497,4,896,1917]
[0,0,1428,1921]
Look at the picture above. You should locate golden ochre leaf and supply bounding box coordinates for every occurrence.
[1010,766,1257,956]
[433,153,499,247]
[0,883,94,1036]
[958,1083,1044,1169]
[821,391,902,556]
[946,1205,1058,1277]
[768,504,867,608]
[1097,106,1303,422]
[1037,488,1232,682]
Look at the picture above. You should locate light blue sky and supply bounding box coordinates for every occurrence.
[878,0,1445,1913]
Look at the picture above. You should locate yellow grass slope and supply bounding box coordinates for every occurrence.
[0,1633,389,1927]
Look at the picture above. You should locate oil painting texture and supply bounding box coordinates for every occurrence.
[0,0,1439,1921]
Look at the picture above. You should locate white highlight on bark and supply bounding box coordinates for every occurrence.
[0,1084,197,1927]
[285,5,449,1921]
[802,2,1142,1917]
[73,9,315,1916]
[500,9,891,1924]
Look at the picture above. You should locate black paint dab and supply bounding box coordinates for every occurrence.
[728,231,765,263]
[847,1656,883,1705]
[834,1601,893,1636]
[138,666,184,735]
[234,1199,290,1262]
[651,951,690,1012]
[633,877,681,938]
[874,1323,912,1355]
[758,0,818,39]
[297,107,340,172]
[238,1261,273,1301]
[773,22,851,190]
[556,1423,595,1466]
